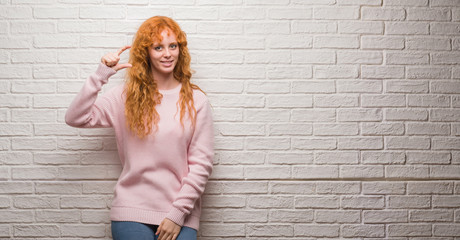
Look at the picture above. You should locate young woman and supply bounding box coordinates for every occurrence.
[65,16,214,240]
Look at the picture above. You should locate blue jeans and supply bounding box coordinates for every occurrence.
[111,221,197,240]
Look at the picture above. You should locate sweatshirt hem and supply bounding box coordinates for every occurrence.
[110,206,201,230]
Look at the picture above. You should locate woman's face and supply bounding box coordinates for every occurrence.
[149,29,179,76]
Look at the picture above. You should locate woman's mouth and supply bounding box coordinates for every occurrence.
[160,60,174,67]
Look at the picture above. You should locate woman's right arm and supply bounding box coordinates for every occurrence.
[65,45,132,128]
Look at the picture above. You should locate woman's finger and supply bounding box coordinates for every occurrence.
[116,45,131,56]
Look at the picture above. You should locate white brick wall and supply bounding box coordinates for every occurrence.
[1,0,460,239]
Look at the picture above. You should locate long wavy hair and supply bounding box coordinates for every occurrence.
[124,16,203,138]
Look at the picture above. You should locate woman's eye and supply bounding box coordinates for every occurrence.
[154,46,162,51]
[170,44,177,49]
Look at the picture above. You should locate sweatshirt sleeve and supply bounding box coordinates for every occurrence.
[65,63,118,128]
[166,96,214,226]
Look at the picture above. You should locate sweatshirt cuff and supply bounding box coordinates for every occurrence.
[95,63,117,84]
[166,207,187,226]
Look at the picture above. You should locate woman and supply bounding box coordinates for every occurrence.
[65,16,214,240]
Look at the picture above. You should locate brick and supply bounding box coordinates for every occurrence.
[315,151,358,164]
[215,137,244,150]
[223,210,267,222]
[431,166,460,178]
[342,196,384,209]
[336,80,382,93]
[11,21,55,34]
[269,123,312,136]
[432,53,460,65]
[35,210,80,223]
[82,210,111,223]
[430,22,460,36]
[337,108,382,122]
[246,137,290,150]
[202,195,246,208]
[0,151,32,165]
[407,37,451,50]
[386,80,428,93]
[12,138,56,150]
[60,196,107,209]
[83,181,116,194]
[338,137,383,150]
[247,224,293,237]
[314,35,359,49]
[58,165,121,180]
[385,108,428,121]
[34,7,79,19]
[268,8,312,19]
[316,210,360,223]
[217,151,264,165]
[388,196,431,208]
[267,95,312,108]
[362,181,406,194]
[0,36,31,49]
[410,210,453,222]
[292,109,336,122]
[407,181,453,194]
[34,66,78,79]
[0,6,32,19]
[198,22,243,34]
[0,65,31,79]
[293,51,334,64]
[0,182,33,194]
[316,181,360,194]
[80,7,125,19]
[245,166,290,179]
[341,224,385,237]
[13,225,60,237]
[432,137,460,150]
[292,166,338,179]
[269,181,315,194]
[294,224,340,237]
[386,22,429,35]
[387,224,431,237]
[337,51,382,64]
[406,151,451,164]
[386,136,430,150]
[362,123,404,135]
[267,66,312,79]
[35,182,81,194]
[13,196,59,209]
[314,6,359,20]
[267,152,313,165]
[12,167,58,180]
[361,94,405,107]
[407,123,450,135]
[220,66,266,79]
[292,20,336,33]
[407,67,451,79]
[407,8,451,21]
[431,81,460,94]
[386,165,430,178]
[220,37,264,50]
[245,51,290,64]
[313,123,359,136]
[216,123,265,136]
[293,137,336,150]
[314,94,358,107]
[339,21,383,34]
[295,196,339,209]
[0,210,33,223]
[431,109,460,121]
[433,224,460,236]
[12,109,56,122]
[361,7,405,20]
[200,224,245,237]
[361,65,405,79]
[340,165,384,178]
[292,80,335,93]
[221,7,264,20]
[210,165,243,179]
[0,123,31,136]
[270,209,314,223]
[248,196,293,208]
[11,81,55,93]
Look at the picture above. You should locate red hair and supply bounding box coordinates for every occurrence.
[124,16,203,138]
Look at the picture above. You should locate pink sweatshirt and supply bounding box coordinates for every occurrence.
[65,63,214,230]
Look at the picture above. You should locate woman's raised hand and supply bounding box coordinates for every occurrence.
[101,45,132,71]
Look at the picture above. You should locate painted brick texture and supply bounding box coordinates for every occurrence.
[1,0,460,239]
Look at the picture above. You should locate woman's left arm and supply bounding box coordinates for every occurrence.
[165,97,214,226]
